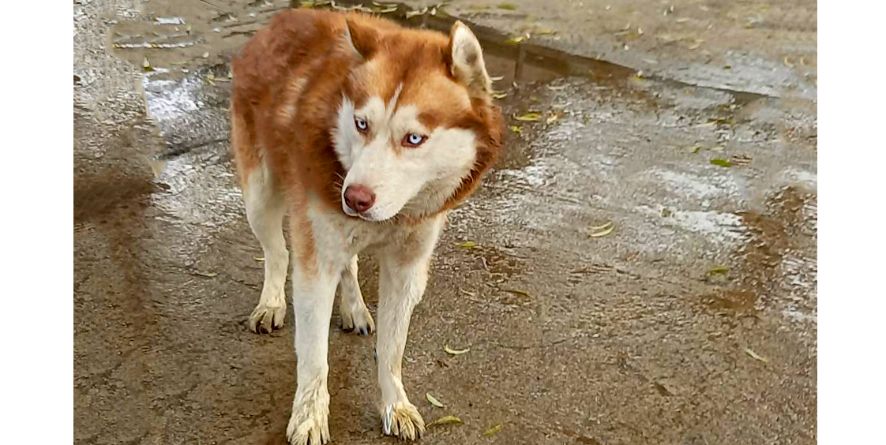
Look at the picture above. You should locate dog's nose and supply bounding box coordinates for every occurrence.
[344,185,376,213]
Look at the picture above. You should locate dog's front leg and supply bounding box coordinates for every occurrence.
[375,216,444,440]
[286,224,341,445]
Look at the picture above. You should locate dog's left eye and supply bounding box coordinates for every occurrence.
[402,133,427,148]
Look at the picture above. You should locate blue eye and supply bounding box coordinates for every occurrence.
[354,117,368,132]
[403,133,427,147]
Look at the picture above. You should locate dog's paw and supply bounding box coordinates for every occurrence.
[381,401,425,441]
[340,304,375,336]
[286,397,330,445]
[248,303,286,334]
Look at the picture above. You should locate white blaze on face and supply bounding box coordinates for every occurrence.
[334,93,478,221]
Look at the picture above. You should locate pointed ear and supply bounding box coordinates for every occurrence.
[448,21,492,99]
[343,18,379,59]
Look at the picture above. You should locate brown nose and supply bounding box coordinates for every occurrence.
[344,184,376,213]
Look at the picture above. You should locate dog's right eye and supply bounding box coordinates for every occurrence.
[354,117,369,133]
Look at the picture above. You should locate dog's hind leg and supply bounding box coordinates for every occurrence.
[338,255,375,335]
[243,160,289,334]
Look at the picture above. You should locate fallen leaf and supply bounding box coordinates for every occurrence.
[590,221,613,231]
[444,345,470,355]
[483,423,503,437]
[142,57,154,72]
[590,224,615,238]
[504,289,531,298]
[372,5,398,13]
[428,415,463,427]
[545,113,561,124]
[456,241,478,249]
[405,7,428,19]
[504,34,528,45]
[492,90,509,99]
[497,2,517,10]
[654,382,673,396]
[744,347,769,363]
[426,393,445,408]
[710,158,733,168]
[688,145,703,154]
[513,111,542,122]
[509,125,523,135]
[731,154,752,165]
[490,75,504,81]
[192,270,218,278]
[707,266,729,275]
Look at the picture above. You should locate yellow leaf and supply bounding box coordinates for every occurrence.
[590,222,615,238]
[504,289,531,298]
[590,221,613,231]
[744,348,769,363]
[428,415,463,427]
[426,393,445,408]
[456,241,478,249]
[444,345,470,355]
[509,125,523,135]
[707,266,728,275]
[483,423,503,436]
[513,111,542,122]
[504,34,528,45]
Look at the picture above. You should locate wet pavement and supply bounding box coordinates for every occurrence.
[74,1,816,444]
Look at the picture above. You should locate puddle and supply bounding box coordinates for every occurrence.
[699,186,816,321]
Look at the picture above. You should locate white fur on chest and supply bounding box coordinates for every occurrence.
[305,196,417,263]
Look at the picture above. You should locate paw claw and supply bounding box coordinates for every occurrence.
[381,402,425,441]
[287,393,330,445]
[340,304,375,336]
[248,303,286,334]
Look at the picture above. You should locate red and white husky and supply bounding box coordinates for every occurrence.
[230,8,503,444]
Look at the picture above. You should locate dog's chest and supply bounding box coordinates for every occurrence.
[341,221,407,254]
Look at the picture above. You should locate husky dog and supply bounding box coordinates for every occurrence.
[230,9,503,444]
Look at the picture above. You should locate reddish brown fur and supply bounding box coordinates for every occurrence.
[230,9,503,230]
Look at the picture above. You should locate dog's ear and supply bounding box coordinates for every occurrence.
[448,21,492,99]
[344,18,379,59]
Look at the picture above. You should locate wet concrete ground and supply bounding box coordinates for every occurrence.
[74,1,816,444]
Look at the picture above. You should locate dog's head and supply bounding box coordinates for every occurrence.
[333,18,503,222]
